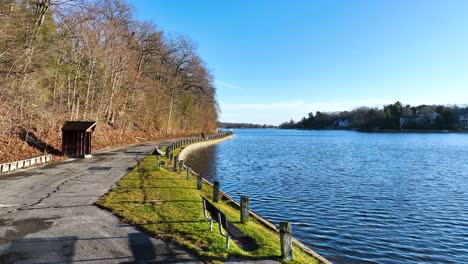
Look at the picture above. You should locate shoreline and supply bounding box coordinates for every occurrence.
[178,134,235,160]
[178,134,331,264]
[358,129,468,133]
[98,133,332,263]
[278,128,468,134]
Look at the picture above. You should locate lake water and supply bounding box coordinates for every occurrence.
[184,129,468,263]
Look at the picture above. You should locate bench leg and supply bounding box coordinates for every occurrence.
[210,220,213,231]
[226,236,230,249]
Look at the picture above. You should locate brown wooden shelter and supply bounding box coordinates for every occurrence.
[61,121,97,158]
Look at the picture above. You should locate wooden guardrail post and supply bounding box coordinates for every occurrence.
[169,153,173,164]
[197,173,203,190]
[179,160,184,173]
[174,156,178,170]
[241,196,250,223]
[280,222,293,261]
[187,166,191,180]
[213,181,220,202]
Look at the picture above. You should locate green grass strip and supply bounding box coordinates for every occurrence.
[97,144,320,264]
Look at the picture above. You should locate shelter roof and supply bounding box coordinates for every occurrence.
[62,121,97,132]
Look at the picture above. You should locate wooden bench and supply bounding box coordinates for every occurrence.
[202,197,246,249]
[152,146,166,166]
[152,146,164,156]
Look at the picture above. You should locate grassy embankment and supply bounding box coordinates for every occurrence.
[97,142,320,264]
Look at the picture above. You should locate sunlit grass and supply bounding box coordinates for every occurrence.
[97,146,319,264]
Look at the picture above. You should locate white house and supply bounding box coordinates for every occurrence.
[400,116,413,127]
[337,119,351,128]
[429,111,438,124]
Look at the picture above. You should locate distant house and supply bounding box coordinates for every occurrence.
[400,111,438,128]
[399,116,414,127]
[336,119,351,128]
[416,111,438,125]
[459,114,468,129]
[429,111,438,124]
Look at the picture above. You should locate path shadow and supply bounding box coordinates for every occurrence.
[0,236,77,264]
[19,130,61,155]
[128,233,156,261]
[124,151,148,154]
[0,232,201,264]
[124,233,197,263]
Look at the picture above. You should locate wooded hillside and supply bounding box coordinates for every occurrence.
[0,0,219,162]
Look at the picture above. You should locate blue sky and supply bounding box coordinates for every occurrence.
[129,0,468,125]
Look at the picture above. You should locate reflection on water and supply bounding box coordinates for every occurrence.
[184,145,218,180]
[184,129,468,264]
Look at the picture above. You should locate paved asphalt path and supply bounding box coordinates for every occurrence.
[0,141,279,264]
[0,140,206,264]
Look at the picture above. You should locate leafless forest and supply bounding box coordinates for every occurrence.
[0,0,219,162]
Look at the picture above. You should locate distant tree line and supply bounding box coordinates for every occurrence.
[0,0,218,144]
[280,102,468,131]
[218,122,277,129]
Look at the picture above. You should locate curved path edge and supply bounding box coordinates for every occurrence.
[178,134,235,160]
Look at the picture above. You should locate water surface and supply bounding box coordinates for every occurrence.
[185,129,468,263]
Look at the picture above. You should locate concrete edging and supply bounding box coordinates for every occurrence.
[0,154,52,173]
[178,134,235,160]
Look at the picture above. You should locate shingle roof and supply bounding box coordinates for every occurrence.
[62,121,97,132]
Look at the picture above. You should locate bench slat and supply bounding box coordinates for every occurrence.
[225,223,245,238]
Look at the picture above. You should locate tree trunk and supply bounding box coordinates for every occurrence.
[166,88,175,134]
[83,59,95,120]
